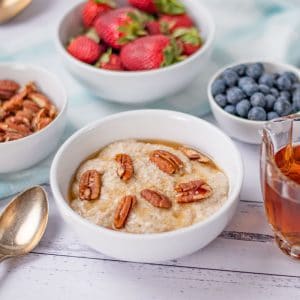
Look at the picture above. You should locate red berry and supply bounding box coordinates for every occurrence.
[120,35,176,71]
[182,43,201,55]
[98,50,124,71]
[94,7,147,49]
[146,21,162,35]
[159,14,194,33]
[82,0,115,27]
[67,36,102,64]
[128,0,185,15]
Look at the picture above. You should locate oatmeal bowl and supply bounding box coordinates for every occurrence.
[50,110,243,262]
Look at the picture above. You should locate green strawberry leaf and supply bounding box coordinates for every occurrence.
[94,0,116,8]
[154,0,185,15]
[85,28,100,43]
[173,27,203,46]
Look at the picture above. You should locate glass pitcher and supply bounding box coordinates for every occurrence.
[260,114,300,259]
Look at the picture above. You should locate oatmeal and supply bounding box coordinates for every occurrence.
[70,140,229,234]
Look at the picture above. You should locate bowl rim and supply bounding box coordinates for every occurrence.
[50,109,243,240]
[0,62,68,147]
[55,0,215,76]
[207,60,300,126]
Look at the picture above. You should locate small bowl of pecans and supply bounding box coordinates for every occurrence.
[0,63,67,173]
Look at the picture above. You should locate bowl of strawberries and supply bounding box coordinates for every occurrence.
[56,0,215,104]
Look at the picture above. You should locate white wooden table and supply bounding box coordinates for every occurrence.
[1,1,300,299]
[1,121,300,300]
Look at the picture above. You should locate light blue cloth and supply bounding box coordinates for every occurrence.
[0,0,300,198]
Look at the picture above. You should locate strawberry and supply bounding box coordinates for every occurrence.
[159,14,194,33]
[146,21,162,35]
[94,7,148,49]
[173,27,203,56]
[96,49,124,71]
[67,36,102,64]
[82,0,115,27]
[120,35,179,71]
[128,0,185,15]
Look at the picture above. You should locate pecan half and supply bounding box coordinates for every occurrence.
[5,116,32,135]
[150,150,183,175]
[32,108,52,131]
[140,189,172,209]
[79,170,101,201]
[179,146,210,163]
[115,153,134,182]
[23,100,40,113]
[2,90,26,113]
[0,79,20,94]
[28,92,52,110]
[114,195,137,229]
[175,180,213,203]
[0,89,14,100]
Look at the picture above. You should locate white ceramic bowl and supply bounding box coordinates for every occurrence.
[208,61,300,144]
[0,63,67,173]
[56,0,215,104]
[50,110,243,263]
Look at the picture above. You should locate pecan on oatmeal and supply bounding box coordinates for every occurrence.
[79,170,101,201]
[149,150,183,175]
[175,180,213,203]
[115,153,134,182]
[179,146,210,163]
[114,195,137,229]
[140,189,172,209]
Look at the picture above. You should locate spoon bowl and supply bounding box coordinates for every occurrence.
[0,0,32,24]
[0,186,48,261]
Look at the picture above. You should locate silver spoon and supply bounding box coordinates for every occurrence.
[0,0,32,24]
[0,186,48,262]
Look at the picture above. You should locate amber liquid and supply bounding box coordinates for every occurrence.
[264,144,300,254]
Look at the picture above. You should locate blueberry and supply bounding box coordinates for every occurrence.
[267,111,280,120]
[232,64,247,76]
[238,76,255,88]
[226,87,245,104]
[292,83,300,90]
[212,79,226,96]
[259,73,274,87]
[276,75,292,91]
[236,99,251,118]
[292,101,299,113]
[224,105,237,115]
[248,107,267,121]
[214,94,227,107]
[265,94,276,111]
[292,88,300,108]
[241,83,259,96]
[246,63,264,79]
[274,97,292,116]
[250,92,266,107]
[222,69,239,87]
[282,71,298,83]
[280,90,291,101]
[259,84,270,94]
[270,87,279,97]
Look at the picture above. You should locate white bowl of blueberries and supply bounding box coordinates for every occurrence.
[208,61,300,144]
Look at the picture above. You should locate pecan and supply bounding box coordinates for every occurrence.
[0,89,14,100]
[179,146,210,163]
[23,100,40,113]
[5,116,32,135]
[0,80,20,92]
[28,92,52,109]
[2,89,26,113]
[115,153,134,182]
[5,131,26,142]
[79,170,101,201]
[113,195,137,229]
[150,150,183,175]
[140,189,172,208]
[175,180,213,203]
[32,108,52,131]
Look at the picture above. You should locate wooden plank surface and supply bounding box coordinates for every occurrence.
[1,185,300,300]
